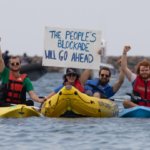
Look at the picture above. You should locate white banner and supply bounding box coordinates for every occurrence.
[42,27,101,70]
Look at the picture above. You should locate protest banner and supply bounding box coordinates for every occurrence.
[42,27,101,70]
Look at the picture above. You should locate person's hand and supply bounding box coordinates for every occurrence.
[123,45,131,53]
[118,59,121,66]
[98,49,102,55]
[100,94,107,99]
[40,98,47,103]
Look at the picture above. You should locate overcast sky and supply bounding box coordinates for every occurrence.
[0,0,150,56]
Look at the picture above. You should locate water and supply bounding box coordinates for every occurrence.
[1,73,150,150]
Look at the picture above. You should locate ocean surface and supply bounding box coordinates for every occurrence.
[1,73,150,150]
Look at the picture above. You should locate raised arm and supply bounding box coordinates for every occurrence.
[79,49,102,85]
[121,45,132,81]
[113,59,124,93]
[79,69,91,85]
[0,38,5,73]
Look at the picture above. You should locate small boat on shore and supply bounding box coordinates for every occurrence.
[20,63,47,81]
[0,105,40,118]
[119,106,150,118]
[41,85,119,118]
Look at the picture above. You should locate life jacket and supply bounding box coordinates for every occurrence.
[65,79,85,93]
[133,76,150,106]
[5,71,27,104]
[85,78,110,98]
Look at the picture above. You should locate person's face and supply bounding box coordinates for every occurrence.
[99,70,110,85]
[139,66,150,79]
[66,73,77,85]
[9,58,21,72]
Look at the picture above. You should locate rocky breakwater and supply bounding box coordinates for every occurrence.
[107,56,150,72]
[20,55,150,73]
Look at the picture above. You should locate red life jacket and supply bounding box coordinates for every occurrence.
[65,79,85,93]
[5,71,27,104]
[133,76,150,106]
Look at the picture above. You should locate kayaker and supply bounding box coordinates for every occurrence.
[41,50,102,102]
[2,50,10,68]
[0,40,45,107]
[121,45,150,108]
[84,59,124,98]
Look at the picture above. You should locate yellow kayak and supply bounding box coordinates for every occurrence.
[41,85,119,118]
[0,104,40,118]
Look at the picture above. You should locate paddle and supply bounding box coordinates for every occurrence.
[110,99,124,102]
[38,96,45,99]
[110,93,144,102]
[26,96,45,99]
[109,93,139,102]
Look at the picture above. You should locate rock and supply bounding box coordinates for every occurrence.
[107,56,150,73]
[18,55,150,73]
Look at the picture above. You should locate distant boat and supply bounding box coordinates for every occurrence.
[20,63,47,81]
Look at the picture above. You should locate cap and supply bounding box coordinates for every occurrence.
[66,68,77,75]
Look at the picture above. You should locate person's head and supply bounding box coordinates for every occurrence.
[63,68,80,85]
[98,67,111,85]
[23,53,27,57]
[9,57,21,72]
[135,60,150,79]
[5,50,9,54]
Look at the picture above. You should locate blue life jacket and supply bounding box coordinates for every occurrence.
[85,78,110,97]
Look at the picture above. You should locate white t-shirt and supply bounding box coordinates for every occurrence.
[130,73,137,83]
[130,73,137,88]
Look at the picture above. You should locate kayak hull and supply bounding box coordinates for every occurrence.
[119,106,150,118]
[0,105,40,118]
[41,86,119,118]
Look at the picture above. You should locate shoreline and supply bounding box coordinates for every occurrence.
[17,55,150,73]
[107,56,150,72]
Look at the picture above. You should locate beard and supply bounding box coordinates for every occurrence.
[139,73,150,79]
[99,78,110,86]
[11,68,20,72]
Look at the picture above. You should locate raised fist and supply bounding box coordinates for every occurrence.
[118,59,121,66]
[123,45,131,53]
[98,49,102,55]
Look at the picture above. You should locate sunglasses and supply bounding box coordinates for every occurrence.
[11,62,20,66]
[101,74,109,78]
[67,74,76,77]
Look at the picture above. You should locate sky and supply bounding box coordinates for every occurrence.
[0,0,150,56]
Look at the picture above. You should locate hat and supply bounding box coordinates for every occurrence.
[66,68,77,75]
